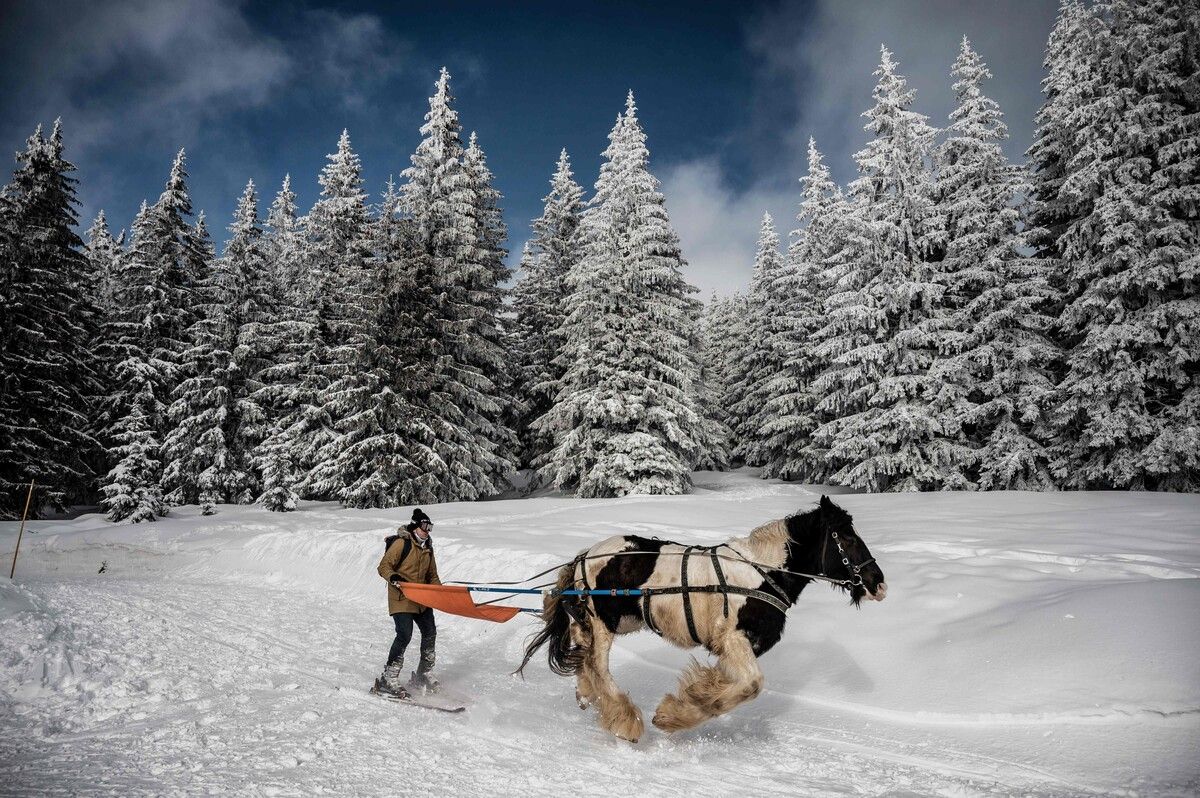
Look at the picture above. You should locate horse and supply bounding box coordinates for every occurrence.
[518,495,887,742]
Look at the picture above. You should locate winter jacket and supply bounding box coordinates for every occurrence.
[377,529,441,615]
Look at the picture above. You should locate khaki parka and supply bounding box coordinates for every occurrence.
[377,529,441,614]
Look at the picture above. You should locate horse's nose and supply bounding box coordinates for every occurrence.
[872,582,888,601]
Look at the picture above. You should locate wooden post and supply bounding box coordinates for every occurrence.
[9,480,35,580]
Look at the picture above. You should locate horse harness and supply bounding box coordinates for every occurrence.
[572,544,793,646]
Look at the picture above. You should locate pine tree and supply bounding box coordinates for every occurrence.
[1047,0,1200,490]
[702,292,750,449]
[402,69,515,501]
[535,94,703,496]
[812,47,945,492]
[760,139,842,482]
[96,201,170,519]
[693,294,733,471]
[162,181,274,511]
[0,122,99,516]
[293,130,375,501]
[512,149,585,469]
[728,213,786,467]
[85,211,123,313]
[461,131,518,489]
[252,175,311,511]
[933,38,1057,490]
[100,381,163,522]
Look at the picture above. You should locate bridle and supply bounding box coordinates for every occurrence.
[816,526,876,589]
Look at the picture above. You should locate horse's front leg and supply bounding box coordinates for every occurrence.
[586,617,645,742]
[652,629,763,733]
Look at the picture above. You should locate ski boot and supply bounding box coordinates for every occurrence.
[371,662,410,700]
[408,671,440,695]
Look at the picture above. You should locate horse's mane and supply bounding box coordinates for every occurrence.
[743,517,791,563]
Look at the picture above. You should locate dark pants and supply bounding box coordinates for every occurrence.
[387,609,436,673]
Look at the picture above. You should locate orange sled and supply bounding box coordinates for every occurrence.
[397,583,525,623]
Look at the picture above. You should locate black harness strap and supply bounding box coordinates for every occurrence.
[574,553,594,618]
[710,546,730,619]
[644,585,790,617]
[680,546,701,645]
[642,591,663,637]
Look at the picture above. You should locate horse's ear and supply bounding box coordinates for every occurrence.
[820,495,833,511]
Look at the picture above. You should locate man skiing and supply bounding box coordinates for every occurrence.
[373,508,442,699]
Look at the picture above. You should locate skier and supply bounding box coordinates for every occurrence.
[373,508,442,699]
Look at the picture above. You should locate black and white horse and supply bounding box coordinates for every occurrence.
[519,496,887,741]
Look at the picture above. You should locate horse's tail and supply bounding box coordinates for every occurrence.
[516,557,585,677]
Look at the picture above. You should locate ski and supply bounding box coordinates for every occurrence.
[369,685,466,713]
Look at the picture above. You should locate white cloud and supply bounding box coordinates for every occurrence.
[660,158,795,299]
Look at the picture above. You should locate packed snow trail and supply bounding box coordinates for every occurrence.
[2,471,1198,796]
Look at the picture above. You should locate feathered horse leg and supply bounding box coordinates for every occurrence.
[585,617,645,742]
[652,629,763,733]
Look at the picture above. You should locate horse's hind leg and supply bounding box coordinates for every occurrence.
[586,617,645,742]
[652,630,763,733]
[570,617,599,709]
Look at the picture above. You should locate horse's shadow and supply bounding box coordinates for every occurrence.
[763,635,876,696]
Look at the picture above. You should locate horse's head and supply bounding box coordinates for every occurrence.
[816,495,887,606]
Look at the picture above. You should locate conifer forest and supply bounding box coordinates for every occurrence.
[1,0,1196,521]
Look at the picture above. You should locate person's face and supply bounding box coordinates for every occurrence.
[418,520,432,535]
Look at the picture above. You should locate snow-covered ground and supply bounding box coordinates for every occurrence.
[2,470,1198,796]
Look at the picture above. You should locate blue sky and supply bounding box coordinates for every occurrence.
[0,0,1058,296]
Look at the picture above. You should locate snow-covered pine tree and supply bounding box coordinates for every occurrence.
[402,69,514,501]
[85,211,124,314]
[534,93,703,496]
[728,213,787,468]
[933,37,1057,490]
[100,381,163,523]
[293,130,376,502]
[1048,0,1200,490]
[701,292,749,449]
[263,174,305,304]
[0,121,99,516]
[759,139,842,482]
[251,175,313,512]
[511,149,585,470]
[162,181,274,511]
[812,47,946,492]
[692,294,733,472]
[461,131,519,489]
[97,201,170,520]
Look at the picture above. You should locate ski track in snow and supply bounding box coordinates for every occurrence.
[2,472,1199,796]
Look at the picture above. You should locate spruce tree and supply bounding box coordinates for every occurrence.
[162,181,272,511]
[97,201,170,519]
[511,149,585,469]
[760,139,842,482]
[293,130,374,501]
[934,38,1057,490]
[1048,0,1200,490]
[100,381,163,523]
[402,69,514,501]
[251,176,312,511]
[812,47,945,492]
[535,94,703,496]
[728,213,786,467]
[0,122,99,516]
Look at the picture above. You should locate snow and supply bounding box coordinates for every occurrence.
[2,470,1198,795]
